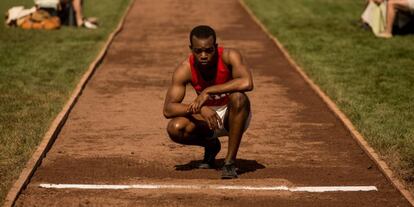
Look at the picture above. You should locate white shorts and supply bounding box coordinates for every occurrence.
[210,105,252,138]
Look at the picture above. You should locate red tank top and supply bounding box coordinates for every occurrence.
[189,47,231,106]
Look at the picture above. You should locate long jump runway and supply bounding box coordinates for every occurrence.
[15,0,412,206]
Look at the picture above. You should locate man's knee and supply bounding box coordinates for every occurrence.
[167,117,195,144]
[228,92,250,111]
[167,118,186,141]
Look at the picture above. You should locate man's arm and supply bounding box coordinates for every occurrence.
[164,60,223,130]
[163,61,192,119]
[205,48,254,94]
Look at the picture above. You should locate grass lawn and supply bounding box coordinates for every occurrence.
[0,0,131,204]
[244,0,414,191]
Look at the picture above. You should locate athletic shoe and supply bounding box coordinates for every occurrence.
[221,163,238,179]
[82,20,98,29]
[198,138,221,169]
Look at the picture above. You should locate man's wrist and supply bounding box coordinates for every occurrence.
[203,88,212,95]
[200,106,210,114]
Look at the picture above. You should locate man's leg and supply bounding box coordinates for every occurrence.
[167,116,221,168]
[71,0,83,26]
[380,0,410,37]
[222,92,251,179]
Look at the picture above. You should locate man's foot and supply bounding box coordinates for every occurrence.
[85,17,99,25]
[83,20,98,29]
[78,19,98,29]
[351,19,370,30]
[376,32,392,39]
[198,138,221,169]
[221,163,238,179]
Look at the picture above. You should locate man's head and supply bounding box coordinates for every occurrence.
[189,25,218,68]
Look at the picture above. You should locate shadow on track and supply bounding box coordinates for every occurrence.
[174,159,265,175]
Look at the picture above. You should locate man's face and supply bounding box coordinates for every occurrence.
[190,36,217,68]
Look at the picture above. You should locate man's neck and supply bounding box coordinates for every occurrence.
[196,52,218,81]
[197,63,217,82]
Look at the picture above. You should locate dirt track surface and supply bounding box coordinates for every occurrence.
[15,0,411,206]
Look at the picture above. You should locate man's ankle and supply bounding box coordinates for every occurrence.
[224,159,235,166]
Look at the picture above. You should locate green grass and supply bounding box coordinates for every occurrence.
[0,0,130,204]
[244,0,414,189]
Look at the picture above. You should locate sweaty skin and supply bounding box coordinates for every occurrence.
[163,35,253,165]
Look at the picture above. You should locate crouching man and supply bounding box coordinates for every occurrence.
[163,25,253,179]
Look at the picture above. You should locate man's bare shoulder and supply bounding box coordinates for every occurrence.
[172,58,192,83]
[221,47,244,65]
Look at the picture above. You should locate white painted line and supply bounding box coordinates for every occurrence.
[39,183,378,192]
[290,186,378,192]
[215,185,289,191]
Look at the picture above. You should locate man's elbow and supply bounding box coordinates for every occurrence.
[163,108,172,119]
[243,80,254,91]
[247,82,254,91]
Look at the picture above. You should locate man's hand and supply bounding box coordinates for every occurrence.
[199,106,222,130]
[187,91,210,114]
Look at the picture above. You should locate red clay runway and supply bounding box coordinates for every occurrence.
[15,0,411,206]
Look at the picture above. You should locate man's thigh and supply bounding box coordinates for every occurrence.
[168,115,212,138]
[220,105,252,137]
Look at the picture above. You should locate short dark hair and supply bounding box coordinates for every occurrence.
[189,25,216,45]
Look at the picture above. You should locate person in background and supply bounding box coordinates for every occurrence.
[35,0,98,29]
[70,0,98,29]
[376,0,414,38]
